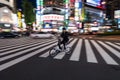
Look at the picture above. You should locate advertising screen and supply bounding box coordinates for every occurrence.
[43,23,52,29]
[118,18,120,29]
[86,0,101,7]
[114,10,120,18]
[41,15,64,21]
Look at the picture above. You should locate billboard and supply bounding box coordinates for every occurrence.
[86,0,101,5]
[86,0,102,8]
[41,14,64,21]
[118,18,120,29]
[43,23,52,29]
[114,10,120,18]
[86,0,106,10]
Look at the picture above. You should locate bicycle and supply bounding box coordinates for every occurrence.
[49,37,72,57]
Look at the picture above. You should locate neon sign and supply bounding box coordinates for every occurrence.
[41,15,64,21]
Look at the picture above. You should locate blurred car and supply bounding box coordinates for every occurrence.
[0,32,21,38]
[107,29,113,32]
[30,32,55,38]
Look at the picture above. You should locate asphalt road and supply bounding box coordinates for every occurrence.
[0,37,120,80]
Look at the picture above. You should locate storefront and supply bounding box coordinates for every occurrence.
[114,10,120,29]
[40,14,64,32]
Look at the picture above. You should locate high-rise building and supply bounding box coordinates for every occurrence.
[0,0,15,12]
[0,0,17,23]
[105,0,120,20]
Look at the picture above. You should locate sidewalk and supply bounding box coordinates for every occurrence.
[79,35,120,41]
[94,35,120,40]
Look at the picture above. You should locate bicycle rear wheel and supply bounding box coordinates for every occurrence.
[49,46,58,56]
[65,47,72,54]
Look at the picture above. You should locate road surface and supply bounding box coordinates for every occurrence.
[0,37,120,80]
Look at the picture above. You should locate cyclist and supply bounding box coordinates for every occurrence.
[58,27,69,50]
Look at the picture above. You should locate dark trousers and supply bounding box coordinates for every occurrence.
[58,40,68,50]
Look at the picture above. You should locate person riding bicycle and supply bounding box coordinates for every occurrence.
[58,27,69,50]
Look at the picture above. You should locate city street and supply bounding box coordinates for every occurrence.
[0,36,120,80]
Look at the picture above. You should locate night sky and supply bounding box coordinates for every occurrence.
[16,0,36,9]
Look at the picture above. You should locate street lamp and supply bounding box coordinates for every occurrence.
[101,1,106,5]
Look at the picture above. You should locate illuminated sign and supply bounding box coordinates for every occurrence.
[86,0,105,9]
[74,1,82,21]
[114,10,120,18]
[43,23,52,29]
[75,2,79,8]
[41,15,64,21]
[36,0,43,27]
[118,18,120,29]
[17,11,22,28]
[17,12,21,19]
[86,0,101,6]
[4,24,11,27]
[70,0,75,3]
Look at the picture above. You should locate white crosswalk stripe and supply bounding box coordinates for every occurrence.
[98,41,120,59]
[106,42,120,50]
[85,40,98,63]
[0,37,120,71]
[69,39,82,61]
[40,51,50,58]
[115,42,120,46]
[91,40,118,65]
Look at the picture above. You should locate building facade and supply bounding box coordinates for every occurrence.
[35,0,106,32]
[0,0,15,23]
[0,0,15,10]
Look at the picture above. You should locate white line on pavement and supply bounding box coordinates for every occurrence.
[0,39,51,52]
[69,39,82,61]
[106,42,120,50]
[115,43,120,46]
[0,41,57,71]
[0,40,57,62]
[85,40,98,63]
[91,40,118,65]
[98,41,120,59]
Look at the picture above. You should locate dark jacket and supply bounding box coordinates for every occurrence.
[60,32,69,42]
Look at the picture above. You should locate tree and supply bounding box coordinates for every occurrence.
[21,0,35,25]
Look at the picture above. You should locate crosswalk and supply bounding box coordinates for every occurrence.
[0,37,120,71]
[39,39,120,65]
